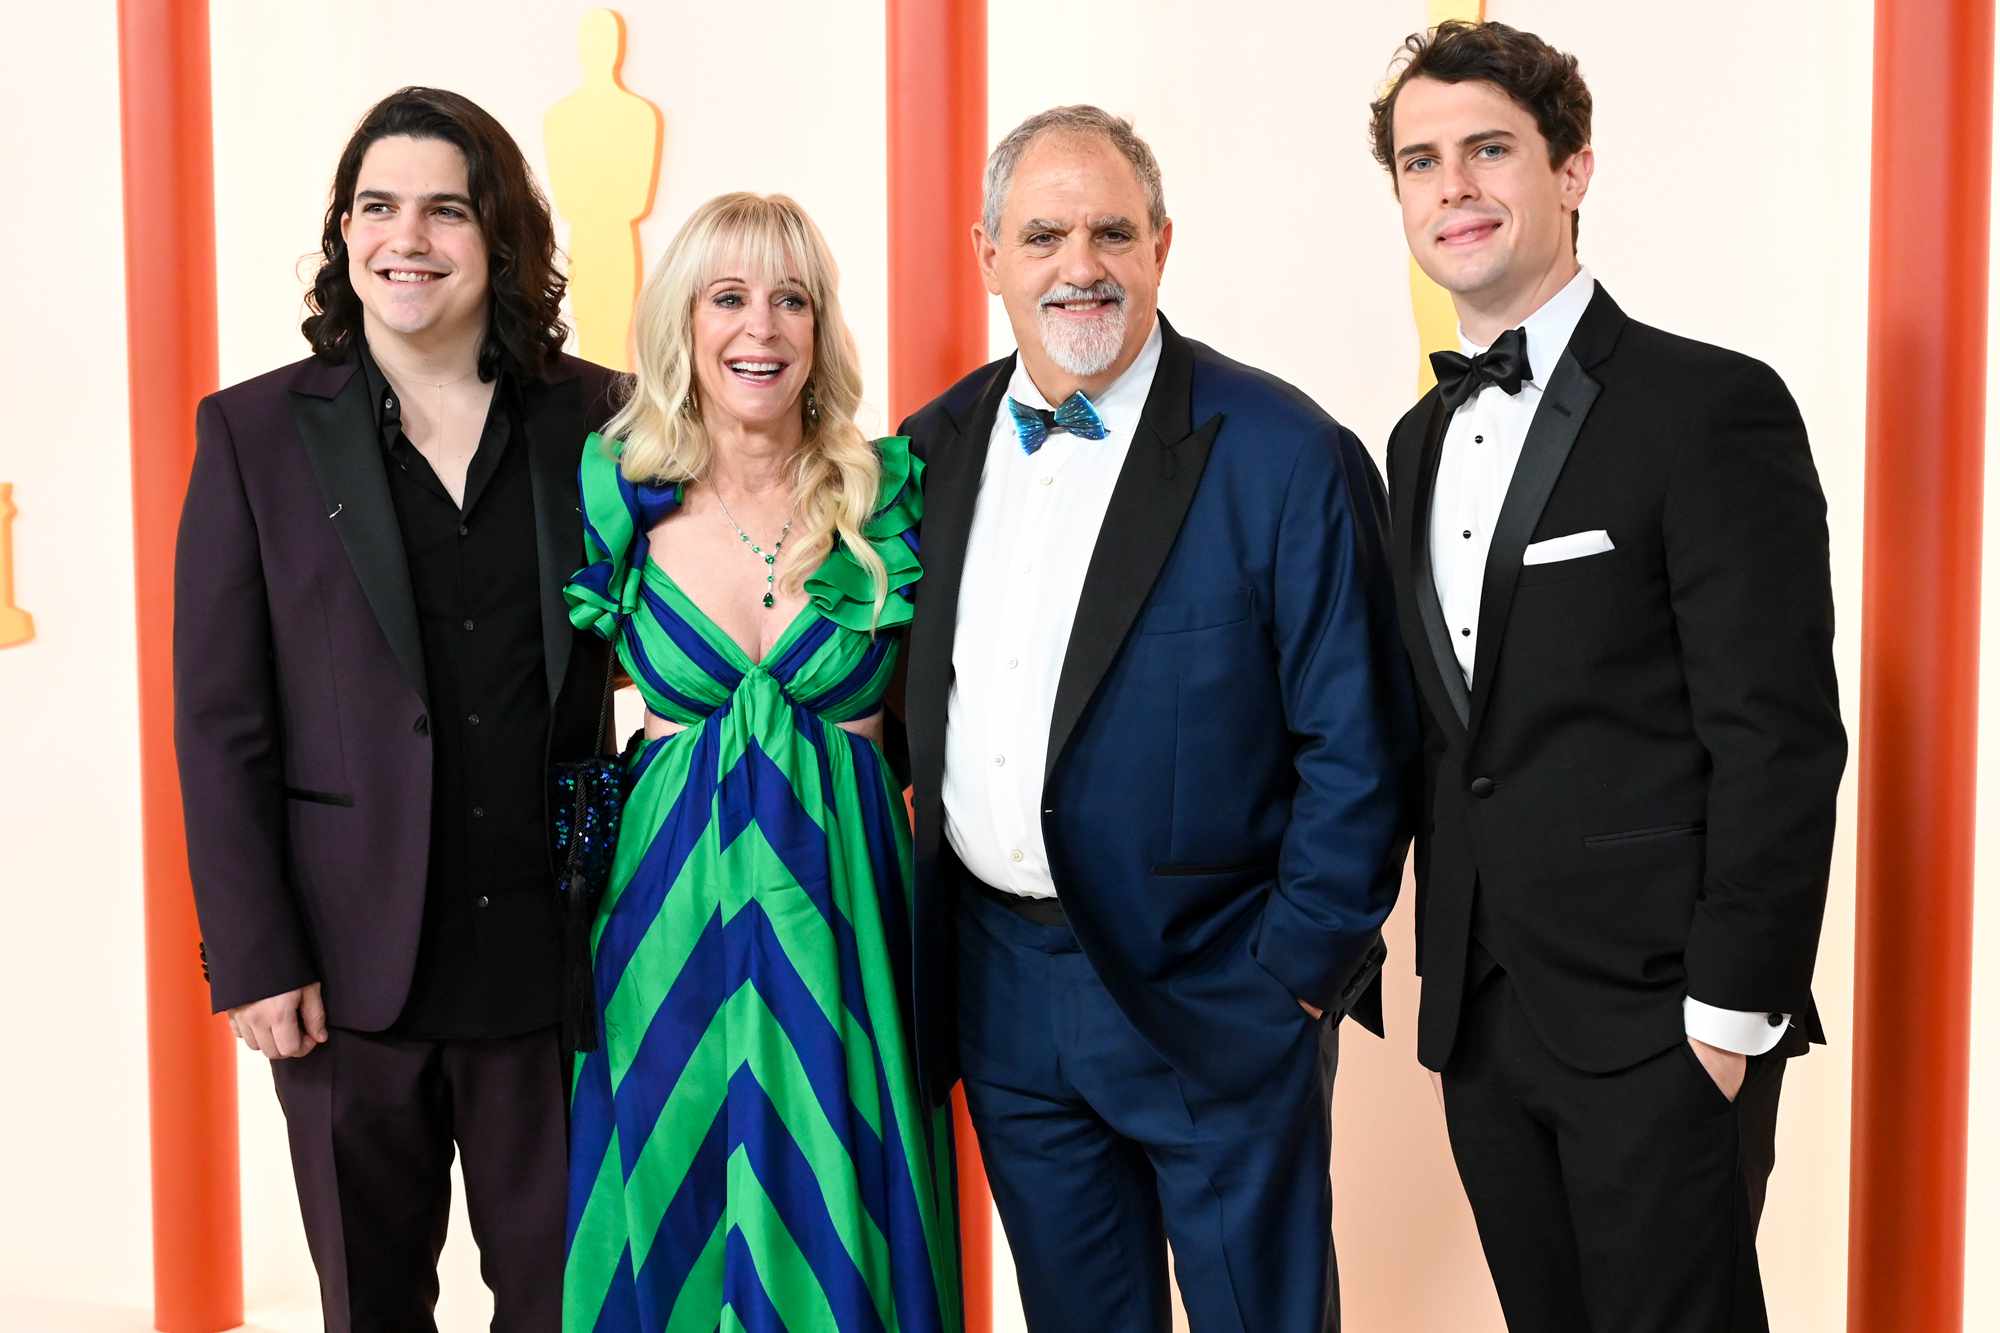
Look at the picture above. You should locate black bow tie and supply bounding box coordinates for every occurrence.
[1430,326,1533,412]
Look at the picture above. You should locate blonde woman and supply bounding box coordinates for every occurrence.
[562,194,957,1331]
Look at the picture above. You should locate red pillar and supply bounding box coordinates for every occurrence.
[885,2,991,1329]
[1849,0,1992,1327]
[117,2,242,1329]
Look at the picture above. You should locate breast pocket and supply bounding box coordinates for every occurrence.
[1136,587,1251,637]
[1514,546,1622,588]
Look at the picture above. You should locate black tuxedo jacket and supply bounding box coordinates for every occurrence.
[1386,284,1846,1073]
[173,350,626,1026]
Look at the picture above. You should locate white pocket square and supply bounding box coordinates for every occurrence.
[1523,530,1615,566]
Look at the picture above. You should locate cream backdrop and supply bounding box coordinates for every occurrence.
[1,0,1993,1330]
[0,1,151,1329]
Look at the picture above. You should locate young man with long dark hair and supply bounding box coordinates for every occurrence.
[174,87,622,1328]
[1372,22,1846,1331]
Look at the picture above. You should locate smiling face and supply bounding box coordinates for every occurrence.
[688,260,816,435]
[1391,76,1591,336]
[975,133,1171,401]
[340,134,491,354]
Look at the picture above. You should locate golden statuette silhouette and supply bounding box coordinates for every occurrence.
[0,484,34,648]
[1409,0,1487,395]
[546,8,664,372]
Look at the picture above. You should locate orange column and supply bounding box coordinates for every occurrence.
[885,2,991,1329]
[118,2,242,1329]
[1849,0,1992,1328]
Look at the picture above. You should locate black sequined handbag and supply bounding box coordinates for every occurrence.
[549,650,633,1052]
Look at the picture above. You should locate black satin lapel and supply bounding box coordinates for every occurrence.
[1045,425,1220,787]
[1406,401,1471,730]
[291,375,428,706]
[523,375,587,704]
[1044,319,1205,785]
[905,360,1012,833]
[1465,349,1601,737]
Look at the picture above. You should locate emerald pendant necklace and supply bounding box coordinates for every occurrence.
[713,489,793,608]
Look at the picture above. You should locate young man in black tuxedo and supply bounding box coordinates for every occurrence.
[1371,22,1846,1331]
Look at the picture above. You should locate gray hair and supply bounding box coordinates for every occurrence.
[980,105,1167,239]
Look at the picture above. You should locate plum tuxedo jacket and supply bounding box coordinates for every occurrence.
[173,350,624,1026]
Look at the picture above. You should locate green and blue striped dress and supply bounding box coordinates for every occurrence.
[562,432,960,1332]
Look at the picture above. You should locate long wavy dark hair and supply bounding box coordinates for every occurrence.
[302,87,568,381]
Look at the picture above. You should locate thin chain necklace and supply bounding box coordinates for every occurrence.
[713,488,793,608]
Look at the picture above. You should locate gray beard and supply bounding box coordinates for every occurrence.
[1036,302,1127,378]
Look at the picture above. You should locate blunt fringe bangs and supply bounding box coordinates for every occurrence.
[608,193,891,625]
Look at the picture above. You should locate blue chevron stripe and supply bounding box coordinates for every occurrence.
[616,907,725,1179]
[728,1068,889,1333]
[589,1244,642,1333]
[617,621,712,720]
[568,1046,616,1245]
[594,721,723,1008]
[767,614,839,684]
[618,899,892,1242]
[723,1229,788,1333]
[630,1111,729,1324]
[706,750,946,1329]
[848,737,914,1028]
[628,733,668,786]
[641,582,743,690]
[801,632,891,714]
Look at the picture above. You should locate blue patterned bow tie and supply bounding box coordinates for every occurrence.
[1006,391,1108,455]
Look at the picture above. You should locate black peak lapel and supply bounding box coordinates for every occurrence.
[904,357,1014,856]
[1465,343,1610,739]
[290,368,428,706]
[1045,316,1219,786]
[522,374,588,705]
[1403,396,1472,731]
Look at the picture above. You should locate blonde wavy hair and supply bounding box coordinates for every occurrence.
[606,192,886,617]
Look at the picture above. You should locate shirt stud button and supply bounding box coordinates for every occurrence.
[1039,475,1054,487]
[1474,434,1485,444]
[1009,849,1025,863]
[993,755,1006,767]
[1462,530,1472,539]
[1460,628,1471,637]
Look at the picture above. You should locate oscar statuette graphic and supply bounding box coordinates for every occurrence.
[0,484,33,647]
[546,7,663,371]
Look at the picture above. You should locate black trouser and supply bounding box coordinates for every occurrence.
[269,1025,569,1333]
[1442,965,1786,1333]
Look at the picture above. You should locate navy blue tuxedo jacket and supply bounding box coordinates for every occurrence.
[898,315,1419,1102]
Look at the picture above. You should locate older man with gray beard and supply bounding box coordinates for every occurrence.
[893,105,1418,1332]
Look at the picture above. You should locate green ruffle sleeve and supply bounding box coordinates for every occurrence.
[803,434,924,632]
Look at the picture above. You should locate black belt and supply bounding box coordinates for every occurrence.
[968,878,1067,926]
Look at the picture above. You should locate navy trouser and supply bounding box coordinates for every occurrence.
[955,887,1340,1332]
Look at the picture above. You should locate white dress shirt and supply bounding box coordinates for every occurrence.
[1427,268,1786,1058]
[942,320,1164,899]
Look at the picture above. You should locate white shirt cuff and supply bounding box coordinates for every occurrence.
[1684,997,1790,1056]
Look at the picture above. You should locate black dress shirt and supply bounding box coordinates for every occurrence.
[361,343,559,1037]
